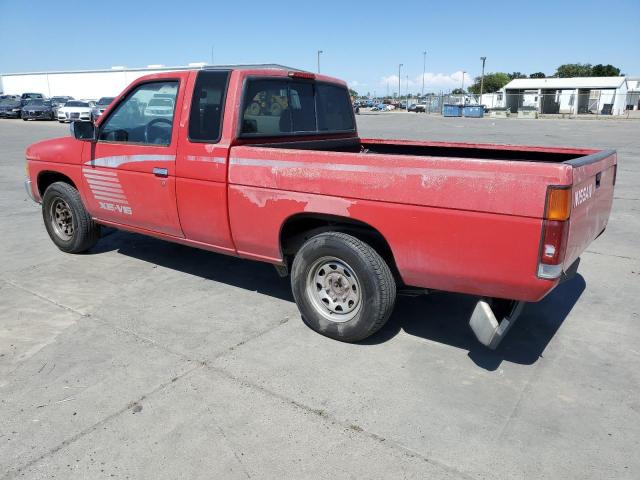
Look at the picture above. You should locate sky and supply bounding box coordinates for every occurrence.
[1,0,638,95]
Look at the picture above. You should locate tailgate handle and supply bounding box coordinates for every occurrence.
[595,172,602,188]
[153,167,168,178]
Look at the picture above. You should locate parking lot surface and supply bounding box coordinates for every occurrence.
[1,116,639,479]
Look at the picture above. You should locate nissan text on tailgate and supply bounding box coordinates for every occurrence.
[24,65,616,349]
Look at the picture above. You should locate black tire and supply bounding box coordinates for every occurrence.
[42,181,100,253]
[291,232,396,342]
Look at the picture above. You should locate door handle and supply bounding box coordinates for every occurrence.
[153,167,168,178]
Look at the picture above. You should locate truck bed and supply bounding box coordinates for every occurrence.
[248,137,598,163]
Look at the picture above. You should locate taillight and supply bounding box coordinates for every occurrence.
[538,187,571,279]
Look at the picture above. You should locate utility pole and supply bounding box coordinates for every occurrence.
[210,45,214,65]
[317,50,323,73]
[461,71,466,91]
[479,57,487,105]
[422,51,427,98]
[398,63,403,101]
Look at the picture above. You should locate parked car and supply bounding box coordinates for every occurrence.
[408,103,417,112]
[414,103,427,113]
[0,94,20,101]
[21,99,56,120]
[91,97,115,121]
[24,66,616,350]
[20,93,45,106]
[144,97,174,117]
[50,96,74,116]
[0,98,23,118]
[57,100,94,122]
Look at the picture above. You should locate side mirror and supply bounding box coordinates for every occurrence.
[70,121,96,141]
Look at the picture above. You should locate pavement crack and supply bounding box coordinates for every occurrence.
[2,364,202,480]
[585,250,638,261]
[201,363,475,480]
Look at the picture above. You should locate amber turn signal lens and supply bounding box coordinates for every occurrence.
[545,187,571,221]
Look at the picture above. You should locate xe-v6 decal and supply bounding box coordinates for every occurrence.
[82,168,132,215]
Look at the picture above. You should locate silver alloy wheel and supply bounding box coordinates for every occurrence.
[306,256,362,323]
[49,197,74,241]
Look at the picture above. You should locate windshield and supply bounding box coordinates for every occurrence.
[65,101,89,107]
[97,97,115,106]
[26,99,49,106]
[0,99,19,106]
[148,98,173,107]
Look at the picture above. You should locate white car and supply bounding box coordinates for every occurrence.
[57,100,95,122]
[144,97,174,118]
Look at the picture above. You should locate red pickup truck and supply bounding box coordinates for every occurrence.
[24,65,616,349]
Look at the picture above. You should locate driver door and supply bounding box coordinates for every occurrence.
[81,76,186,237]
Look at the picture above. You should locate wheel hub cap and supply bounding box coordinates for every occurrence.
[306,257,362,322]
[50,198,73,240]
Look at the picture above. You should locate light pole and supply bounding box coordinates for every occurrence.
[479,57,486,105]
[406,75,409,108]
[422,51,427,98]
[398,63,403,101]
[317,50,323,73]
[210,45,214,65]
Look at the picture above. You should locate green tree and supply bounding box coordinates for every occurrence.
[467,72,511,94]
[555,63,593,77]
[591,64,621,76]
[348,88,359,98]
[529,72,546,78]
[451,88,465,95]
[508,72,527,80]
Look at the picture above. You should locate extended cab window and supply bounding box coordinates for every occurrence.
[99,81,178,145]
[188,70,230,142]
[240,78,352,137]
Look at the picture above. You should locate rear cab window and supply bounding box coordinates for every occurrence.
[240,76,355,137]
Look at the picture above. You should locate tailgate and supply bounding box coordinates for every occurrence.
[563,149,617,269]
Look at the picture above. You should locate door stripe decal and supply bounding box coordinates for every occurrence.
[85,154,175,168]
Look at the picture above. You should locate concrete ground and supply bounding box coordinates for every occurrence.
[1,115,638,479]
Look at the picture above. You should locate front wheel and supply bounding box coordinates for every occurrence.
[291,232,396,342]
[42,182,100,253]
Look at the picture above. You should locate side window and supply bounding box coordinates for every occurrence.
[241,79,290,135]
[316,84,354,131]
[99,81,178,145]
[188,70,229,142]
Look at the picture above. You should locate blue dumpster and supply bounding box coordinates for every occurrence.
[463,105,484,118]
[442,104,463,117]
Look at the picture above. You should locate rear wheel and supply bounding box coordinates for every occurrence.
[42,182,100,253]
[291,232,396,342]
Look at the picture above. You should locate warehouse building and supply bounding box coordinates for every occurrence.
[0,64,206,100]
[501,76,630,115]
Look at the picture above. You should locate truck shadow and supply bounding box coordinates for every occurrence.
[365,276,586,371]
[95,230,585,371]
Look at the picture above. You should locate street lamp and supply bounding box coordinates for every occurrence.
[398,63,403,101]
[479,57,487,104]
[422,51,427,98]
[317,50,323,73]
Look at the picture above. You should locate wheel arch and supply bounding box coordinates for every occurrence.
[279,212,401,282]
[37,170,77,197]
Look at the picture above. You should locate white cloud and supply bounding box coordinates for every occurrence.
[348,80,367,88]
[379,70,471,93]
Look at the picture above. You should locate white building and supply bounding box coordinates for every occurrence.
[0,64,207,100]
[501,77,629,115]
